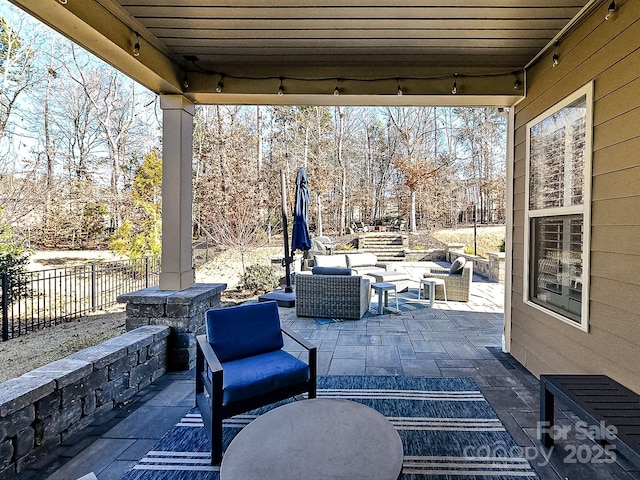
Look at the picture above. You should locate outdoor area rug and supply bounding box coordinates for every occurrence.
[120,376,538,479]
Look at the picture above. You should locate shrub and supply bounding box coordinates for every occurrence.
[110,150,162,259]
[335,243,354,251]
[499,238,506,252]
[243,264,279,292]
[0,212,31,307]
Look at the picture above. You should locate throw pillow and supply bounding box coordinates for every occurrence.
[314,255,348,269]
[449,256,466,275]
[312,266,352,276]
[345,253,378,268]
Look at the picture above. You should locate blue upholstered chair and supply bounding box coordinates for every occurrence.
[195,301,317,464]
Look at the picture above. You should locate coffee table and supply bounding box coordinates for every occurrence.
[370,271,412,293]
[220,398,403,480]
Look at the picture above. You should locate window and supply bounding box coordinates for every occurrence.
[524,83,592,330]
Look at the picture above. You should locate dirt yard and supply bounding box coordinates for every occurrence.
[0,310,127,383]
[0,247,280,383]
[432,225,505,258]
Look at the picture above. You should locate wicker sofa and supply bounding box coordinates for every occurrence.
[295,273,371,320]
[424,261,473,302]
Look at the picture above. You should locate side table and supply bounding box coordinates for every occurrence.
[419,278,447,307]
[371,282,399,314]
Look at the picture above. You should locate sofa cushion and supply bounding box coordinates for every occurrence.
[206,301,283,363]
[345,253,378,268]
[449,256,467,275]
[312,266,352,276]
[350,266,387,276]
[314,254,348,269]
[222,350,309,405]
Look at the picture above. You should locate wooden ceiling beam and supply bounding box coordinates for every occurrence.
[7,0,184,95]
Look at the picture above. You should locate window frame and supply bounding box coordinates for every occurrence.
[523,82,593,332]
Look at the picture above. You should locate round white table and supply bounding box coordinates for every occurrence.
[220,398,403,480]
[419,277,447,307]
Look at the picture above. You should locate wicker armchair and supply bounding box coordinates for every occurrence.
[295,273,371,319]
[424,262,473,302]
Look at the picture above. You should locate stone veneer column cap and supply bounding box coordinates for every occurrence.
[117,283,226,305]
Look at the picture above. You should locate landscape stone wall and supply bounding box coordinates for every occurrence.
[0,326,169,479]
[444,244,505,283]
[401,246,505,283]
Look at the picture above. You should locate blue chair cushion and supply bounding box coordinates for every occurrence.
[206,301,284,363]
[221,350,310,405]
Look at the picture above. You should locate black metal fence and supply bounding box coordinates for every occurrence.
[193,237,218,267]
[1,256,160,341]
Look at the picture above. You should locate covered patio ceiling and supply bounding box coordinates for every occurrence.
[9,0,605,106]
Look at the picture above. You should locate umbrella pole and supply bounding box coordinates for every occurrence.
[281,170,293,292]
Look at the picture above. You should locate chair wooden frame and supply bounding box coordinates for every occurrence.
[195,327,317,465]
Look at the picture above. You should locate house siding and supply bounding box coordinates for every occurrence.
[511,1,640,393]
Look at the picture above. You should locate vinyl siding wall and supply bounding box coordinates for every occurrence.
[511,1,640,393]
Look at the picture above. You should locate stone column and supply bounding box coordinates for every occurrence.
[117,283,226,370]
[159,95,195,291]
[488,252,506,283]
[445,243,465,262]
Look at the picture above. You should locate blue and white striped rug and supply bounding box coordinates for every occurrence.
[121,376,538,479]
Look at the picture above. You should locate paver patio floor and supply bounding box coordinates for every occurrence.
[16,270,639,480]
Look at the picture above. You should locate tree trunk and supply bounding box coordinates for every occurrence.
[304,126,309,169]
[336,107,346,235]
[317,194,323,237]
[410,189,417,233]
[256,106,262,173]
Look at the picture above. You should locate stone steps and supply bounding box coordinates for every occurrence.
[359,233,408,261]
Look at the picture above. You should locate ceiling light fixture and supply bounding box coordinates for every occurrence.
[397,78,403,96]
[132,32,140,57]
[605,1,616,20]
[58,0,68,4]
[512,71,520,90]
[552,44,559,67]
[334,79,340,96]
[216,77,223,93]
[278,78,284,96]
[183,73,189,90]
[451,73,458,95]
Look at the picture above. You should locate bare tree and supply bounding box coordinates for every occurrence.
[67,47,138,195]
[0,16,42,138]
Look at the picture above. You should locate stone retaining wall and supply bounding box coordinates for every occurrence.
[444,244,505,283]
[403,248,447,262]
[0,326,169,479]
[402,246,505,283]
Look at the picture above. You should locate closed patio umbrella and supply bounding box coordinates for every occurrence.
[291,167,312,252]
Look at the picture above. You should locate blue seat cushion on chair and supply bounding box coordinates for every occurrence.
[206,301,284,363]
[222,350,310,405]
